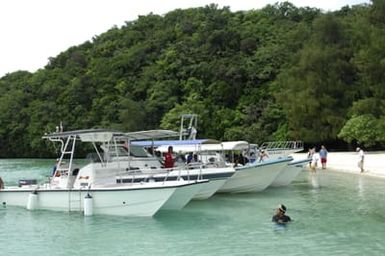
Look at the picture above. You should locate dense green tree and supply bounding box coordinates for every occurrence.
[276,13,357,143]
[1,2,383,157]
[338,0,385,146]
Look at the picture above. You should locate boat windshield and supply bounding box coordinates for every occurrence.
[129,145,151,157]
[104,145,151,158]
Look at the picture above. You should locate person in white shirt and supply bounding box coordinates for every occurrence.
[356,147,365,173]
[188,126,197,140]
[310,147,319,171]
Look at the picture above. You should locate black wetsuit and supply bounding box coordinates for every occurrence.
[272,214,291,224]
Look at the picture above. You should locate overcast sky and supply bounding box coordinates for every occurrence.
[0,0,370,77]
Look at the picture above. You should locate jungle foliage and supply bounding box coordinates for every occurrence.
[0,1,384,157]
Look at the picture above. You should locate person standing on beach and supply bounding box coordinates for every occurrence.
[319,145,328,169]
[357,147,365,173]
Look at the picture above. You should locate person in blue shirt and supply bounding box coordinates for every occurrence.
[319,145,328,169]
[272,204,291,224]
[186,152,193,164]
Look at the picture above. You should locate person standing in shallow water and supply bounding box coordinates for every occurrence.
[310,147,319,172]
[357,147,365,173]
[307,148,314,169]
[319,145,328,169]
[272,204,291,224]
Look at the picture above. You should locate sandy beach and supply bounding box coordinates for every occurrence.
[292,151,385,178]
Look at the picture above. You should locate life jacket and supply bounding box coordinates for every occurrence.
[164,152,174,168]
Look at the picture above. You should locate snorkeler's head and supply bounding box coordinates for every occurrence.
[278,204,287,213]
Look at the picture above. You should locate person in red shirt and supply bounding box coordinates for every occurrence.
[163,146,174,169]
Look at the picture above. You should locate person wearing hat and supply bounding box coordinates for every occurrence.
[272,204,291,224]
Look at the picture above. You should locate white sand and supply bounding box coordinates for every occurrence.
[292,151,385,179]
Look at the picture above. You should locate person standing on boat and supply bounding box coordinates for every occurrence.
[186,152,193,164]
[272,204,291,224]
[319,145,328,169]
[52,159,59,176]
[188,154,201,169]
[357,147,365,173]
[188,126,197,140]
[259,150,269,162]
[163,146,174,169]
[249,151,256,164]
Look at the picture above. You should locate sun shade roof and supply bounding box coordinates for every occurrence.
[132,139,220,147]
[42,129,120,142]
[140,140,249,152]
[122,130,179,141]
[43,129,179,142]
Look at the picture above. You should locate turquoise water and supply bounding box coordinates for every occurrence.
[1,159,385,255]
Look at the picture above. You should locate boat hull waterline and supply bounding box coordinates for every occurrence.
[0,181,200,216]
[218,157,293,193]
[160,179,209,210]
[117,167,235,200]
[270,158,310,187]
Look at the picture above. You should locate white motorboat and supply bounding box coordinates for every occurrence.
[269,158,310,187]
[258,141,309,187]
[218,156,293,193]
[0,181,195,216]
[88,129,218,206]
[116,165,234,200]
[160,179,209,209]
[108,141,235,201]
[156,141,293,193]
[0,129,204,216]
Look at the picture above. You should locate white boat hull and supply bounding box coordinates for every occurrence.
[117,167,235,200]
[192,178,227,200]
[0,182,199,216]
[218,157,292,193]
[161,180,209,210]
[270,158,309,187]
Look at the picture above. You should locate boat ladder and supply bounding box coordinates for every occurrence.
[68,189,82,212]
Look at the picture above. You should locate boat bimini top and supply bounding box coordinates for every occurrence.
[155,141,250,153]
[42,129,121,142]
[42,129,180,142]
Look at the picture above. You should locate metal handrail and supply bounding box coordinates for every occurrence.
[260,141,303,151]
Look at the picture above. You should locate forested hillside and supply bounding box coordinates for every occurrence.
[0,1,384,157]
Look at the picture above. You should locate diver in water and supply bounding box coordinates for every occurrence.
[272,204,291,224]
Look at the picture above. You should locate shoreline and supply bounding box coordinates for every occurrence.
[292,151,385,179]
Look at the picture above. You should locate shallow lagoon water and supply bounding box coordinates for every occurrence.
[1,159,385,255]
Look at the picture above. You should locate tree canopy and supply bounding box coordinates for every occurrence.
[0,1,383,157]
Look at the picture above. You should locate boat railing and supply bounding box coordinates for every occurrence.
[114,155,211,185]
[259,141,303,156]
[162,168,172,184]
